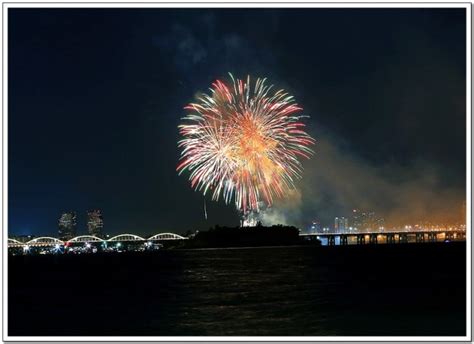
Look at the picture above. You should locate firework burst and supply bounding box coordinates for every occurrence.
[177,74,315,216]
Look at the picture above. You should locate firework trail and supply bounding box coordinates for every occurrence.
[177,74,315,218]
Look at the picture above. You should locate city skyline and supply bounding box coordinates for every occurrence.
[9,8,466,236]
[10,206,465,239]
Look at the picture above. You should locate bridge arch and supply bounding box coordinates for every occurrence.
[107,234,145,242]
[148,233,187,241]
[67,235,104,243]
[8,238,24,247]
[26,237,64,246]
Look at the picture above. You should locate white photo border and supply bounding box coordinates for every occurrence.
[1,1,471,342]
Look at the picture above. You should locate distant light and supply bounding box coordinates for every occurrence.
[85,243,91,248]
[55,244,60,250]
[23,245,30,251]
[116,242,121,247]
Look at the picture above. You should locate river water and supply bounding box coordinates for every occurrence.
[9,242,466,336]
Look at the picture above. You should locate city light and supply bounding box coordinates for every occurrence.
[87,209,103,237]
[7,222,466,255]
[8,232,186,255]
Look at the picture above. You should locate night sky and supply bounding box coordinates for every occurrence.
[9,8,466,236]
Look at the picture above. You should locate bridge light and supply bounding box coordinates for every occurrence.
[85,243,91,248]
[116,242,121,248]
[54,244,60,250]
[23,245,30,252]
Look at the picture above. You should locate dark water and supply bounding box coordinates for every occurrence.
[9,243,466,336]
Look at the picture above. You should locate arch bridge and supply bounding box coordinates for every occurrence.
[107,234,146,242]
[148,233,187,241]
[67,235,103,243]
[26,237,64,247]
[8,238,24,248]
[8,232,188,248]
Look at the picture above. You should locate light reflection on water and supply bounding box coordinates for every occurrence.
[9,244,466,336]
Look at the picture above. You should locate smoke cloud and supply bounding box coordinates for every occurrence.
[259,190,303,227]
[264,125,466,229]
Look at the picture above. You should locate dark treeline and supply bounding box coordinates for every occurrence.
[181,224,317,249]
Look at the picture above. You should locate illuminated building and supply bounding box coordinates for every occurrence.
[308,220,321,233]
[58,212,77,240]
[351,209,362,230]
[351,209,384,231]
[375,216,385,230]
[334,217,348,232]
[87,209,104,237]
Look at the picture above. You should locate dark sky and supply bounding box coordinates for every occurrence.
[9,8,466,236]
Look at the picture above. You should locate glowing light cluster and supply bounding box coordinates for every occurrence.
[177,74,315,214]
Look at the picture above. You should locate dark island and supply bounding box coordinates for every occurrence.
[177,223,320,249]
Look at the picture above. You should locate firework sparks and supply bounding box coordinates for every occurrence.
[177,74,315,216]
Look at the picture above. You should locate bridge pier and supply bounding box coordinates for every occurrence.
[340,235,348,245]
[328,235,336,246]
[399,234,408,244]
[356,235,365,245]
[369,234,378,244]
[428,233,437,242]
[415,233,425,243]
[386,234,395,244]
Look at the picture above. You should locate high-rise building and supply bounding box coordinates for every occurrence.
[308,220,321,234]
[375,216,385,230]
[58,212,77,240]
[351,209,384,231]
[334,217,348,232]
[87,209,104,237]
[351,209,362,230]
